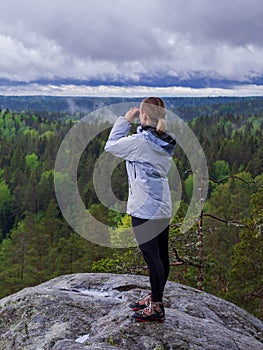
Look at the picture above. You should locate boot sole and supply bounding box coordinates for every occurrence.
[133,317,165,323]
[129,306,147,311]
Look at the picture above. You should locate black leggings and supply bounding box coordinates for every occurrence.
[132,217,170,303]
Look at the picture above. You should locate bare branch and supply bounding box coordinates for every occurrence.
[202,213,255,230]
[184,170,258,187]
[170,246,204,268]
[245,288,263,300]
[208,175,258,187]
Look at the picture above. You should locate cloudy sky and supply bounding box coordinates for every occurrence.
[1,0,263,96]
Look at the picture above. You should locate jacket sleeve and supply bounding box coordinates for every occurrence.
[104,116,144,161]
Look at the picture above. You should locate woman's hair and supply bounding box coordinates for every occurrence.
[141,97,166,134]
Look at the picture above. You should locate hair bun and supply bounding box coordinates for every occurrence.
[156,118,166,134]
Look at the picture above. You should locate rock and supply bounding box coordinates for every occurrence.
[0,273,262,350]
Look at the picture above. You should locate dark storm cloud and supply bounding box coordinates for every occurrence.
[0,0,163,61]
[0,0,263,86]
[159,0,263,46]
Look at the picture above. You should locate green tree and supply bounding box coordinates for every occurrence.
[213,160,231,180]
[0,214,38,296]
[52,232,98,275]
[205,172,256,265]
[0,180,14,239]
[25,153,39,171]
[38,170,55,211]
[184,174,193,203]
[228,187,263,319]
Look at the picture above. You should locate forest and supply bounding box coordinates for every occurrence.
[0,98,262,321]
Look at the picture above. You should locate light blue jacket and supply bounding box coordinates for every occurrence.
[104,116,176,219]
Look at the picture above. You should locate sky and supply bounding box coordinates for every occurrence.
[1,0,263,96]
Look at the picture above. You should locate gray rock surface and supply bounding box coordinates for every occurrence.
[0,273,262,350]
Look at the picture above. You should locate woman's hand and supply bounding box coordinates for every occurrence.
[124,107,140,123]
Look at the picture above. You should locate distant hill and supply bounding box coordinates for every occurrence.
[0,95,262,120]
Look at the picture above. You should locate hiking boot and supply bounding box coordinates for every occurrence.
[129,292,152,311]
[132,301,165,322]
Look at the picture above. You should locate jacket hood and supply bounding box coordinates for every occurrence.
[137,124,176,156]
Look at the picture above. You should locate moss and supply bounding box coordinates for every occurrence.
[106,334,115,346]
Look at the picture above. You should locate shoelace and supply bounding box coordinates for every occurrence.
[138,300,155,315]
[138,292,151,305]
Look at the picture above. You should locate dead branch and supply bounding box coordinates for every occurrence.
[245,288,263,300]
[202,213,255,230]
[184,170,258,188]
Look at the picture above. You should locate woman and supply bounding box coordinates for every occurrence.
[104,97,176,322]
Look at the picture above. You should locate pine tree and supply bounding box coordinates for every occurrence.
[228,184,263,320]
[0,180,14,240]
